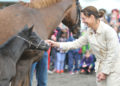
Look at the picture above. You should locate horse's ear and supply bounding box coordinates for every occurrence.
[29,24,34,33]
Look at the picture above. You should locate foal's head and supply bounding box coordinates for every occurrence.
[17,25,49,51]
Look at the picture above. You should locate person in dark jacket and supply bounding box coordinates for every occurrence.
[80,50,95,74]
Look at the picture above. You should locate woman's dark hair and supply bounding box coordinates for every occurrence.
[81,6,104,19]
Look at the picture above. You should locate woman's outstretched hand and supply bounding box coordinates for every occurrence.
[45,40,60,48]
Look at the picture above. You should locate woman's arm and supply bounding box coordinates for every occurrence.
[46,33,88,51]
[60,33,88,51]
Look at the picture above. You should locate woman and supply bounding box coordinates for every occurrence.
[46,6,120,86]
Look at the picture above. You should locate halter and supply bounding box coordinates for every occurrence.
[16,35,43,48]
[70,0,81,32]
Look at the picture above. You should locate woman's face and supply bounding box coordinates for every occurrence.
[81,13,95,28]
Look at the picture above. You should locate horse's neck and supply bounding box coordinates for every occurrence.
[39,0,73,38]
[0,37,27,63]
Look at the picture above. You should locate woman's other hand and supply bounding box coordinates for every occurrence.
[97,72,107,82]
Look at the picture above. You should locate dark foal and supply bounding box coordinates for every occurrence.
[0,25,49,86]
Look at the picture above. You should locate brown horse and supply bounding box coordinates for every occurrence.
[0,0,80,44]
[10,1,81,86]
[0,0,81,86]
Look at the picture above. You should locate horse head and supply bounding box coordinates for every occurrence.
[62,0,81,38]
[17,25,49,51]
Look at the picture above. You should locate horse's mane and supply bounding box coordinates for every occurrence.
[19,0,61,9]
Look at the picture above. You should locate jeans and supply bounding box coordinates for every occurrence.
[30,52,48,86]
[56,52,66,71]
[68,51,81,72]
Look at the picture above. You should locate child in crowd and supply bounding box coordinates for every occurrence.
[80,50,95,74]
[50,29,58,72]
[56,31,67,73]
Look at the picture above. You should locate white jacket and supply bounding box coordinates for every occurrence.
[60,21,120,75]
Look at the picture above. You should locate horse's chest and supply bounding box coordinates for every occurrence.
[0,57,16,80]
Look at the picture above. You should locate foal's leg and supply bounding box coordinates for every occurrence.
[22,68,31,86]
[0,80,9,86]
[11,50,44,86]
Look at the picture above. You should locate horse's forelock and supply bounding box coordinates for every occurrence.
[19,0,60,9]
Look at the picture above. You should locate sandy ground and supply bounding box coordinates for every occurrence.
[33,72,97,86]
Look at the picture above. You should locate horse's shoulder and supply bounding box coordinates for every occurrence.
[0,4,36,16]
